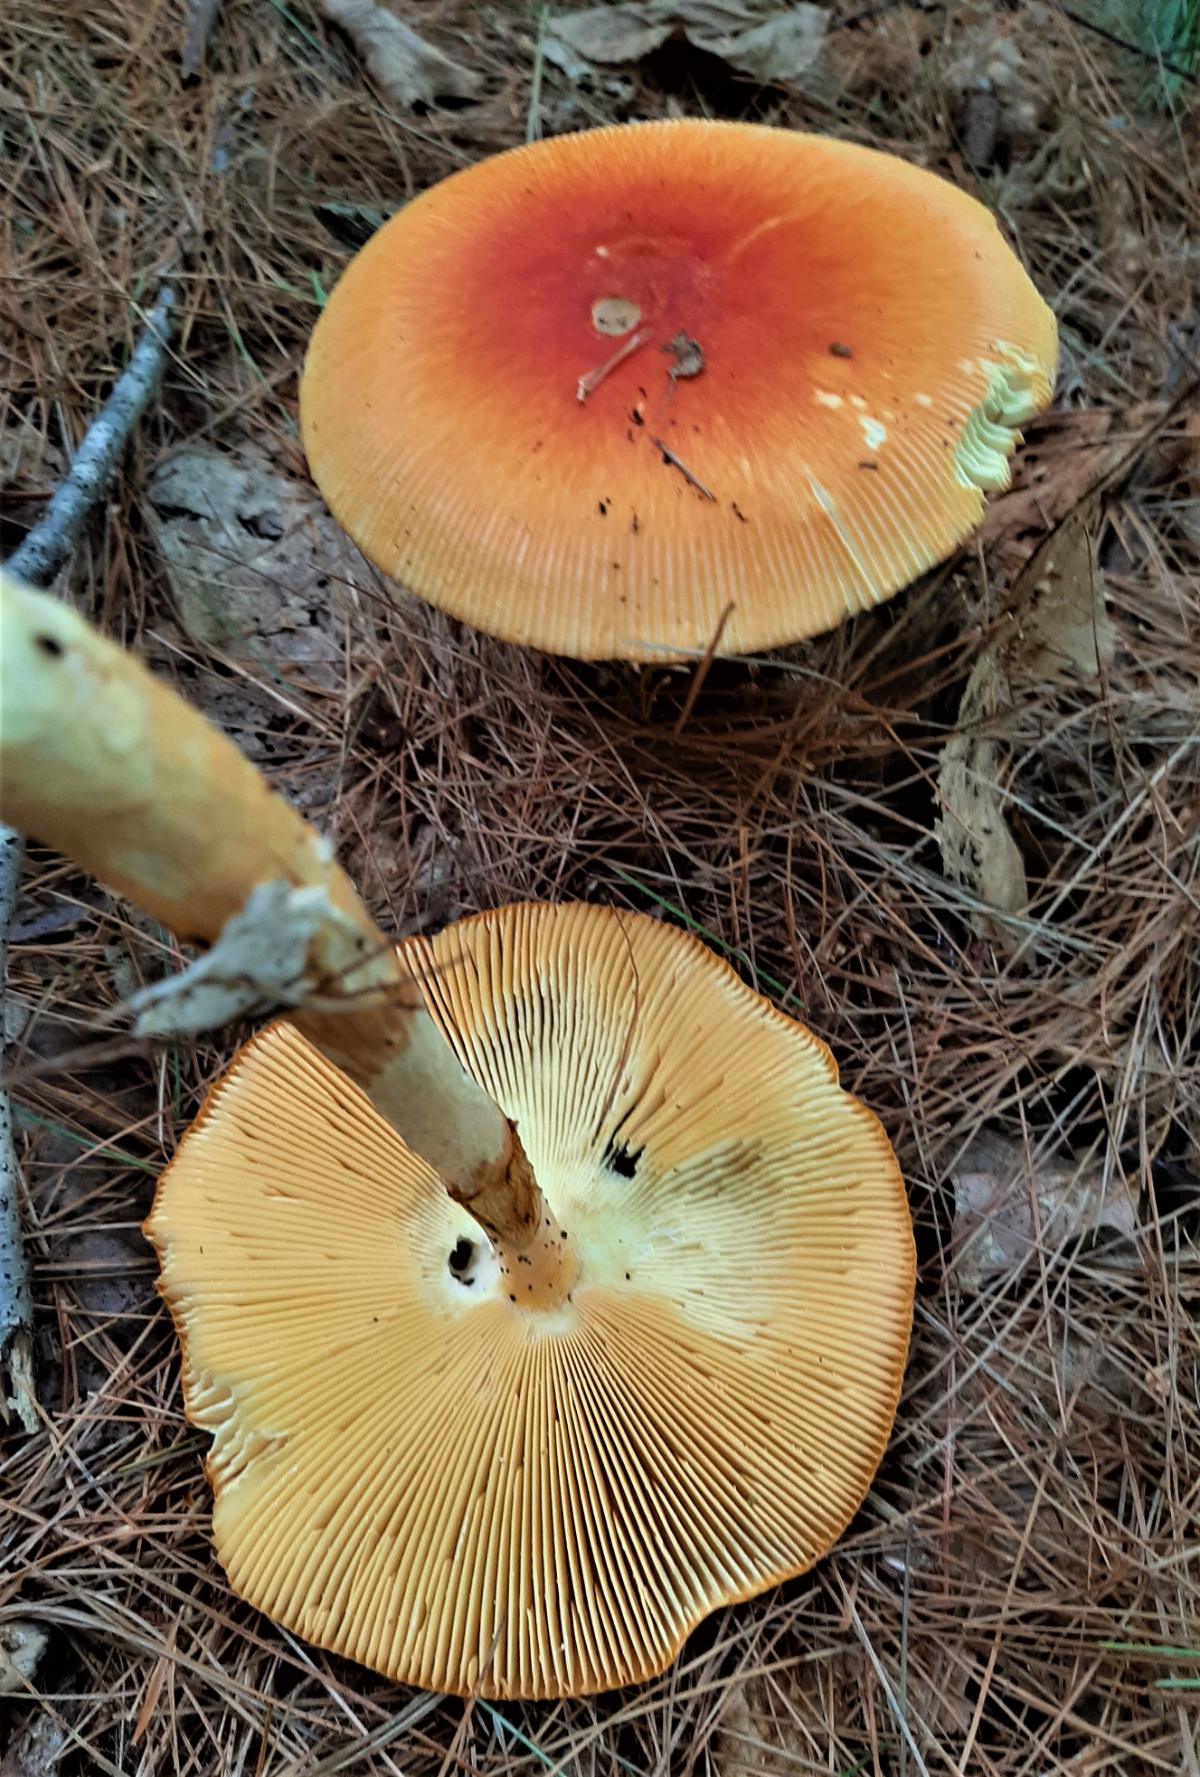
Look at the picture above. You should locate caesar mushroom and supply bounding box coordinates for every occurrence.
[300,117,1058,662]
[146,902,914,1699]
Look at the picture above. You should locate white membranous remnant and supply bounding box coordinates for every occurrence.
[954,342,1051,494]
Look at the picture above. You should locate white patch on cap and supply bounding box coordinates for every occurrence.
[859,416,888,451]
[813,390,844,409]
[914,392,934,408]
[591,296,642,338]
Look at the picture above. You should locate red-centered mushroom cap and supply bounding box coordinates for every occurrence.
[300,119,1057,661]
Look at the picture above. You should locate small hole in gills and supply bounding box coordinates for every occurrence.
[603,1137,642,1179]
[448,1237,474,1275]
[35,633,64,658]
[592,296,642,338]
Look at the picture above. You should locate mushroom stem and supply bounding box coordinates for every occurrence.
[0,569,531,1220]
[493,1191,581,1308]
[444,1123,548,1251]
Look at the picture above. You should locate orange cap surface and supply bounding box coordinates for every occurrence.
[147,903,914,1698]
[301,119,1057,661]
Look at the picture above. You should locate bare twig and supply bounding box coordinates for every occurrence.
[1,286,176,1431]
[576,327,651,403]
[650,434,716,500]
[6,286,175,589]
[0,824,36,1434]
[673,602,735,736]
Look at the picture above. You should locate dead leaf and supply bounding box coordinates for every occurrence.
[181,0,221,80]
[951,1130,1138,1291]
[0,415,65,489]
[316,0,481,108]
[935,655,1030,936]
[545,1,827,85]
[0,1622,47,1695]
[936,501,1111,947]
[1003,500,1114,683]
[145,445,380,694]
[0,1712,66,1777]
[713,1675,806,1774]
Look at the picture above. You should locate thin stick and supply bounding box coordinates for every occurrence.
[6,286,175,589]
[1,284,174,1434]
[650,434,716,501]
[577,328,651,403]
[0,824,36,1433]
[673,602,735,736]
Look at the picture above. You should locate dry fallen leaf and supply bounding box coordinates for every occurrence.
[145,445,381,694]
[546,1,827,85]
[713,1675,793,1774]
[936,500,1112,947]
[935,655,1030,938]
[316,0,480,107]
[0,1622,47,1695]
[1004,499,1115,682]
[951,1130,1138,1291]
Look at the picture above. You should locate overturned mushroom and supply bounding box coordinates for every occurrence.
[301,117,1058,661]
[147,902,913,1698]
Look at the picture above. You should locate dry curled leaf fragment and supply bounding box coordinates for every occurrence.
[126,881,369,1038]
[316,0,481,107]
[544,1,828,85]
[951,1130,1138,1290]
[936,501,1111,947]
[0,1622,48,1695]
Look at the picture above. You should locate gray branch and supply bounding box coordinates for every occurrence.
[2,283,176,1430]
[7,285,176,589]
[0,825,36,1432]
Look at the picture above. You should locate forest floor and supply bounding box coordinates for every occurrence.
[1,2,1198,1773]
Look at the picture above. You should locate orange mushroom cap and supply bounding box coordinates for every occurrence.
[300,119,1057,661]
[146,903,914,1699]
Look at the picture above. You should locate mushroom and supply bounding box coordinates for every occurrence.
[146,901,913,1699]
[300,117,1058,662]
